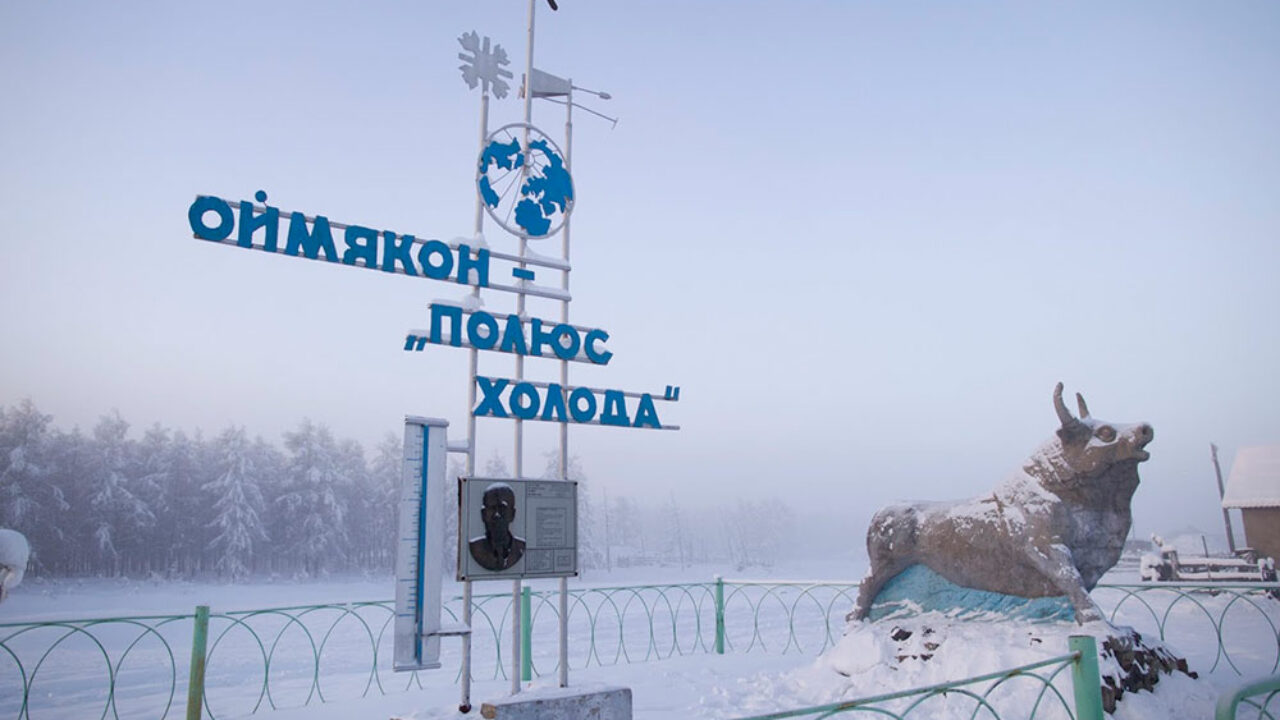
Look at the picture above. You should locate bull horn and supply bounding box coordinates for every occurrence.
[1053,382,1081,429]
[1076,393,1091,419]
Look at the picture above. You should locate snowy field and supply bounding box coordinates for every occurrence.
[2,562,1279,719]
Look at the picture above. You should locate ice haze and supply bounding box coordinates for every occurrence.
[1,2,1278,539]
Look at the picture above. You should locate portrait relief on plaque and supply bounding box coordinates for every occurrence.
[468,482,526,571]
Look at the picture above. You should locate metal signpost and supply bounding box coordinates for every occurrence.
[184,1,678,713]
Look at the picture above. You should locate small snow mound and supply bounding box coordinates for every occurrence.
[0,529,31,602]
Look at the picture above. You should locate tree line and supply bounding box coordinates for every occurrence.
[0,399,795,581]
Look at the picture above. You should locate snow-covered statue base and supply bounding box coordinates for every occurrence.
[799,613,1208,717]
[850,383,1154,625]
[866,565,1076,622]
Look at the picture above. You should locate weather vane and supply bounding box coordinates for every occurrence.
[457,31,513,98]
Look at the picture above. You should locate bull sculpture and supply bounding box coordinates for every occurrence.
[849,383,1153,624]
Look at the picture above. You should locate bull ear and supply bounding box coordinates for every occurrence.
[1076,393,1091,419]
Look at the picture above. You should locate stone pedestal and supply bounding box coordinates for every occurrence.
[480,685,632,720]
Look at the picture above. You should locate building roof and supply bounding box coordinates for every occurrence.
[1223,445,1280,509]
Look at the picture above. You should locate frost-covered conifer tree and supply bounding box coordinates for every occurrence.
[483,450,510,478]
[0,400,67,575]
[203,426,269,581]
[276,420,349,577]
[133,424,176,576]
[162,429,213,577]
[366,433,402,572]
[85,412,154,576]
[0,401,57,530]
[443,456,466,576]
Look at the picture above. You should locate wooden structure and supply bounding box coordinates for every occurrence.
[1222,445,1280,563]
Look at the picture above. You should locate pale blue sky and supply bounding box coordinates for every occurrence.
[2,2,1278,538]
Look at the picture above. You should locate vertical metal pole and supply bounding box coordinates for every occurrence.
[185,605,210,720]
[1068,635,1105,720]
[459,79,490,719]
[714,577,725,655]
[557,80,574,691]
[510,1,537,697]
[460,581,473,713]
[511,579,522,694]
[1212,444,1238,554]
[521,586,533,681]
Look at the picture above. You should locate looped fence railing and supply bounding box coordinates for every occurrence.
[717,579,860,657]
[1092,583,1280,676]
[1216,672,1280,720]
[731,646,1088,720]
[2,579,1278,718]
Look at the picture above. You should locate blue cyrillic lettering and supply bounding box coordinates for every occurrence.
[499,314,528,355]
[466,311,499,350]
[342,225,379,267]
[600,390,630,427]
[529,319,555,357]
[474,376,509,418]
[541,384,568,423]
[381,231,418,275]
[569,387,597,423]
[457,244,490,287]
[551,324,581,360]
[584,329,613,365]
[509,382,540,420]
[417,240,454,280]
[430,304,463,347]
[632,394,661,429]
[238,194,278,251]
[188,196,234,241]
[285,212,339,261]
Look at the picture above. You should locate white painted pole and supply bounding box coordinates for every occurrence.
[557,82,573,690]
[459,87,490,715]
[509,0,538,697]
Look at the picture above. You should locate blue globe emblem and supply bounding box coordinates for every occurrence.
[477,123,574,239]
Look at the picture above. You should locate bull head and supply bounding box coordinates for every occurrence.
[1051,382,1153,478]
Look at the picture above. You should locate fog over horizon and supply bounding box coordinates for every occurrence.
[3,1,1279,556]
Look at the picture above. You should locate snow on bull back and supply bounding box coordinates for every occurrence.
[849,383,1154,624]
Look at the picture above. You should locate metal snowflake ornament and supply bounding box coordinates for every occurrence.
[457,31,513,99]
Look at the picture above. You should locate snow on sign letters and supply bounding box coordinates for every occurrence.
[458,477,578,581]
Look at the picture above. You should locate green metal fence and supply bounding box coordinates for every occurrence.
[2,579,1277,719]
[1092,583,1280,675]
[733,636,1101,720]
[1216,673,1280,720]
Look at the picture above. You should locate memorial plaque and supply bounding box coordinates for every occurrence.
[458,477,577,581]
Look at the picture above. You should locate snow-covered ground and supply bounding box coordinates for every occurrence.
[2,562,1278,719]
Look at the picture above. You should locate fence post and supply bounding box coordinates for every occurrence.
[714,576,725,655]
[1068,635,1104,720]
[186,605,210,720]
[521,586,533,682]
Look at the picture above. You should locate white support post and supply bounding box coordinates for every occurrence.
[507,0,538,698]
[557,82,574,690]
[460,74,491,718]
